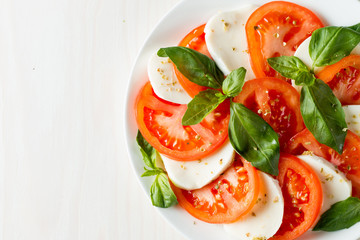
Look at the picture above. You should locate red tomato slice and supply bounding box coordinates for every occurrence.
[317,55,360,105]
[271,153,323,240]
[286,128,360,198]
[174,24,211,98]
[171,155,260,223]
[246,1,324,81]
[233,77,304,147]
[135,82,230,161]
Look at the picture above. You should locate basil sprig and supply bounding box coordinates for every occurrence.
[136,131,177,208]
[182,67,245,125]
[309,25,360,68]
[229,102,279,175]
[158,46,279,174]
[268,23,360,153]
[158,47,224,88]
[313,197,360,231]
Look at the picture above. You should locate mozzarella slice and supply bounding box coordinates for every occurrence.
[204,5,257,78]
[294,36,360,74]
[223,172,284,240]
[297,154,352,214]
[343,105,360,136]
[161,140,235,190]
[147,52,192,104]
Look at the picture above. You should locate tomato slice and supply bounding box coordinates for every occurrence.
[171,155,260,223]
[317,55,360,105]
[174,24,211,98]
[286,128,360,198]
[271,153,323,240]
[245,1,324,81]
[233,77,304,147]
[135,82,230,161]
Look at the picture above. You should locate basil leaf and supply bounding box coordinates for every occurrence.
[136,131,178,208]
[309,26,360,67]
[136,130,157,169]
[313,197,360,231]
[141,169,164,177]
[267,56,316,86]
[300,79,347,154]
[222,67,246,97]
[229,102,280,175]
[297,71,317,86]
[158,47,224,89]
[182,89,226,125]
[150,173,178,208]
[349,23,360,32]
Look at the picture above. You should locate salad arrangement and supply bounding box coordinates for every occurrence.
[131,1,360,239]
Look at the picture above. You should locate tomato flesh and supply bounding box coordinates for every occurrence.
[286,128,360,198]
[234,78,304,147]
[317,55,360,105]
[180,24,210,56]
[136,82,230,161]
[246,1,324,81]
[172,155,260,223]
[278,169,308,234]
[174,24,211,97]
[272,153,322,240]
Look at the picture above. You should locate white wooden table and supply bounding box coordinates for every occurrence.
[1,0,186,239]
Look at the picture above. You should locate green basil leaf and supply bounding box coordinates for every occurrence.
[267,56,309,78]
[150,173,178,208]
[267,56,316,86]
[313,197,360,231]
[222,67,246,97]
[136,130,157,169]
[182,89,226,125]
[141,169,164,177]
[229,102,280,175]
[348,23,360,32]
[300,79,347,154]
[309,26,360,67]
[296,71,317,86]
[137,131,177,208]
[158,47,224,89]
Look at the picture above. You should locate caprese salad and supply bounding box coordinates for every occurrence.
[133,1,360,239]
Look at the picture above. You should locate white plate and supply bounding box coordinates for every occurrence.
[124,0,360,239]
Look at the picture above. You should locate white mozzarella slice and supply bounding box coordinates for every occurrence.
[294,36,360,74]
[297,154,352,214]
[224,172,284,240]
[161,140,235,190]
[343,105,360,136]
[204,5,257,79]
[147,52,192,104]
